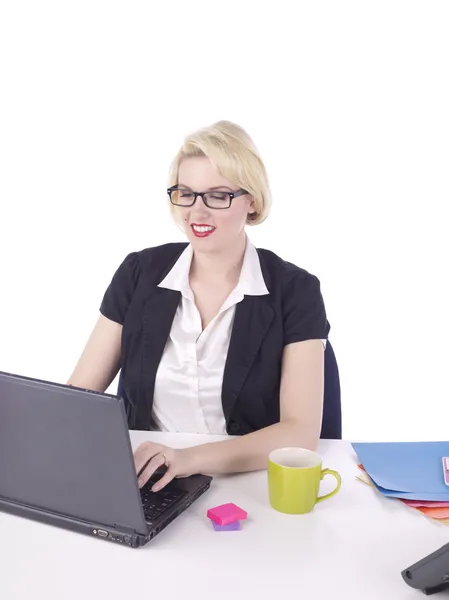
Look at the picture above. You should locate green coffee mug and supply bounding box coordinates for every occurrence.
[268,447,341,514]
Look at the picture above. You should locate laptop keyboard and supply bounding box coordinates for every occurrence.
[140,481,187,522]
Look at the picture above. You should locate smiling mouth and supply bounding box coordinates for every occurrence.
[191,224,216,237]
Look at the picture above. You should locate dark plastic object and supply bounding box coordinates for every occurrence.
[402,543,449,595]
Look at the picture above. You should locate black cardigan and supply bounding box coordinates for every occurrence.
[100,243,330,435]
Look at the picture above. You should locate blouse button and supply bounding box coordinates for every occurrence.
[229,423,240,433]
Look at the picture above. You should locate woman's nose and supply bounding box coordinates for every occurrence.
[190,198,211,220]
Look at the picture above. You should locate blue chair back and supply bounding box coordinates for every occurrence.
[321,340,342,439]
[117,339,341,438]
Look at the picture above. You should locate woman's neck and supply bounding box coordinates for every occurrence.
[190,235,247,286]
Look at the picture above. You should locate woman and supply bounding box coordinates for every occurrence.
[67,120,330,492]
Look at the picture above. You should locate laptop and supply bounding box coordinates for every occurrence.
[0,370,212,548]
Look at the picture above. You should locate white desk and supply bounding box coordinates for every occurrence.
[2,432,449,600]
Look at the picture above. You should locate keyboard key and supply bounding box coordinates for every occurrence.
[140,484,187,521]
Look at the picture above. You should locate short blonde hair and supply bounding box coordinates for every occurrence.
[167,120,271,225]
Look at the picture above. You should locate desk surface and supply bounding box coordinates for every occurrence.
[2,431,449,600]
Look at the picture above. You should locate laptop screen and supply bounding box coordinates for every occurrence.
[0,372,147,534]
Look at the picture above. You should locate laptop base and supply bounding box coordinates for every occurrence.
[0,496,145,548]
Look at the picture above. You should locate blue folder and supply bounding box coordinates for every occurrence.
[352,441,449,501]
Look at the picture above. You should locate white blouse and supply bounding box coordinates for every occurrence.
[151,238,269,434]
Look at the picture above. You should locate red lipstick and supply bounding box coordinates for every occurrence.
[191,223,216,238]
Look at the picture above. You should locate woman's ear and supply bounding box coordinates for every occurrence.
[247,195,256,215]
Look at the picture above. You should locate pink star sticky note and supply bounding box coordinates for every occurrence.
[207,503,247,526]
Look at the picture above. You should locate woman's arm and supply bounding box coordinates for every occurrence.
[135,339,325,490]
[66,314,122,392]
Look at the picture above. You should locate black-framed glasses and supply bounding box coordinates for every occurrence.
[167,186,248,210]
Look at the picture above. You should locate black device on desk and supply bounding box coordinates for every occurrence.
[402,543,449,595]
[0,370,212,548]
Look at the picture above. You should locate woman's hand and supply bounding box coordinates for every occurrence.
[133,441,197,492]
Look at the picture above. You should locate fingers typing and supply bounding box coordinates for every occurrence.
[138,452,167,489]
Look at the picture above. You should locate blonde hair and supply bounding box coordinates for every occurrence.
[167,120,271,225]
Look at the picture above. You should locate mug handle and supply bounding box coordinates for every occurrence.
[316,468,341,503]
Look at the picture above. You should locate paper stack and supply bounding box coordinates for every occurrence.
[352,441,449,525]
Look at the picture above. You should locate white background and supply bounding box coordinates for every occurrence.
[0,1,448,442]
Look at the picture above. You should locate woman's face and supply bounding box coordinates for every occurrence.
[175,156,254,253]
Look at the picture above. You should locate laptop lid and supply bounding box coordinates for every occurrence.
[0,371,148,535]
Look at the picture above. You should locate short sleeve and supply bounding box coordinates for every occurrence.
[99,252,140,325]
[283,271,330,346]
